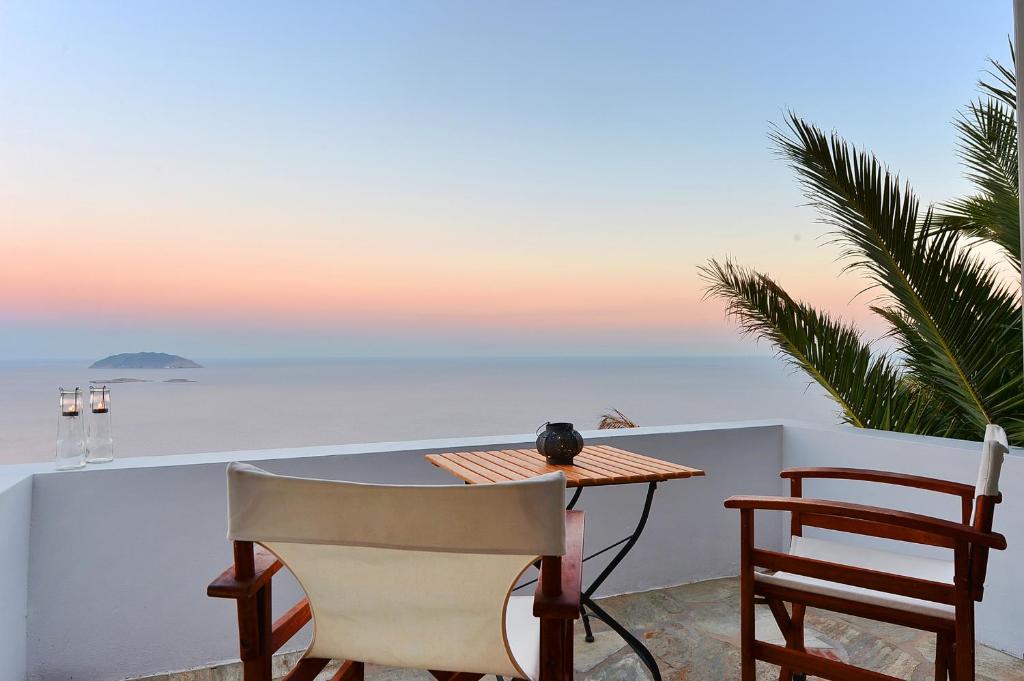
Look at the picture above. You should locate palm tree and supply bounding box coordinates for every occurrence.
[701,54,1024,445]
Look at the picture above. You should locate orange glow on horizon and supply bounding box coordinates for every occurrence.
[2,231,882,336]
[1,197,887,341]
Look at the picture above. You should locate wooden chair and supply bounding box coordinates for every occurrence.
[208,462,583,681]
[725,424,1010,681]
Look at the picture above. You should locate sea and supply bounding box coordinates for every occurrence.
[0,356,839,465]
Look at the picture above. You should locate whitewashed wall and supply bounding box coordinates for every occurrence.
[15,422,783,681]
[0,474,32,681]
[1,420,1020,681]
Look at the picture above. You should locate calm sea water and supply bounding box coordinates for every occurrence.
[0,356,838,465]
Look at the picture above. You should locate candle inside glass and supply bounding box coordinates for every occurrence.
[86,386,114,464]
[90,386,109,413]
[56,387,87,470]
[60,388,80,417]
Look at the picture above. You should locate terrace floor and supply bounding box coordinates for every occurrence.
[154,578,1024,681]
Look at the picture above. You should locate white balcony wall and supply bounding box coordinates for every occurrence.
[14,423,782,681]
[0,421,1020,681]
[0,474,31,681]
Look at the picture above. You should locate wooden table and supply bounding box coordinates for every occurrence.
[426,444,705,681]
[425,444,703,487]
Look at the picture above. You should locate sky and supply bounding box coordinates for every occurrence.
[0,1,1015,359]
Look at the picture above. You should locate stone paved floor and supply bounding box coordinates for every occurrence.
[152,578,1024,681]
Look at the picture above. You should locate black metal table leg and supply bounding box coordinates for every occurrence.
[583,596,662,681]
[582,482,657,600]
[577,481,661,680]
[510,481,663,680]
[566,485,583,510]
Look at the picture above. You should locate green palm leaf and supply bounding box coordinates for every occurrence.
[941,90,1019,265]
[700,260,949,435]
[772,115,1024,442]
[979,49,1016,109]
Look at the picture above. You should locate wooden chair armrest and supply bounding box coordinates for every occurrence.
[724,496,1007,549]
[534,510,584,619]
[781,467,992,501]
[207,546,283,599]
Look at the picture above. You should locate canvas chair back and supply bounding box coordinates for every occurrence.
[226,462,566,678]
[970,424,1008,598]
[974,424,1008,499]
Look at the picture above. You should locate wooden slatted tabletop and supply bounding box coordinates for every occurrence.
[425,444,704,487]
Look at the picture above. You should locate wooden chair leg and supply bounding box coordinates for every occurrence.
[935,632,951,681]
[539,617,567,681]
[563,619,574,681]
[765,600,793,681]
[240,583,273,681]
[954,546,974,681]
[954,617,974,681]
[767,600,807,681]
[790,605,805,649]
[789,604,806,681]
[740,510,755,681]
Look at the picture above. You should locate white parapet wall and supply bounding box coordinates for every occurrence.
[0,420,1020,681]
[12,421,784,681]
[0,474,31,681]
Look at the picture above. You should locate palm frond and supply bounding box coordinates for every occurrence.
[700,259,948,435]
[772,115,1024,440]
[979,48,1016,109]
[875,217,1024,441]
[940,77,1020,265]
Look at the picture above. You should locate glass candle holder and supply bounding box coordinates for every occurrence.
[56,387,86,470]
[86,385,114,464]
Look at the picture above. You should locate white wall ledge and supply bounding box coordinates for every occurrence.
[3,418,1000,484]
[2,418,788,478]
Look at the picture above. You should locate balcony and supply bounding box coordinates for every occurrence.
[1,420,1021,681]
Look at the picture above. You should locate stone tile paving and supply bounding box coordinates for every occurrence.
[147,578,1024,681]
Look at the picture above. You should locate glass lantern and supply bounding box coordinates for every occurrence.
[56,387,87,470]
[86,385,114,464]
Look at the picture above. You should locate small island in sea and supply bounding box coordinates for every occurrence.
[89,352,203,369]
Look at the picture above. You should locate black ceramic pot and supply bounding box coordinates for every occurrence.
[536,422,584,465]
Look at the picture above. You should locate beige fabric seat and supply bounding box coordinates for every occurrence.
[505,596,541,679]
[756,535,955,619]
[226,462,567,680]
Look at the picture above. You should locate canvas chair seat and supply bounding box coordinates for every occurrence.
[505,596,541,680]
[756,535,955,620]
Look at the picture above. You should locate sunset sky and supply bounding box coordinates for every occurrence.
[0,1,1013,359]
